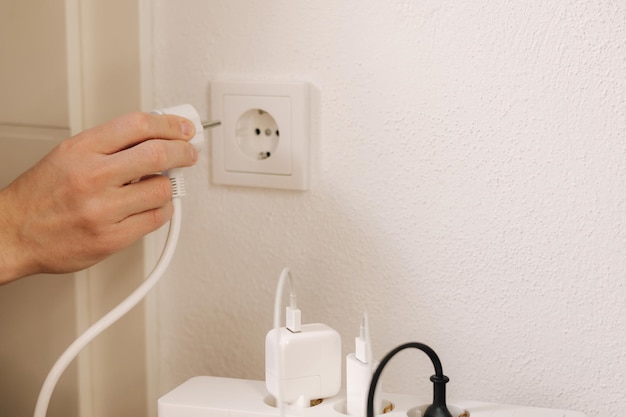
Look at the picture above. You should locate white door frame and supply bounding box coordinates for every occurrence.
[65,0,156,416]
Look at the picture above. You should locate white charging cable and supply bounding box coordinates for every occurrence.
[33,105,211,417]
[272,267,296,417]
[33,197,183,417]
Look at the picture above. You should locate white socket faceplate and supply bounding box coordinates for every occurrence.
[211,81,310,190]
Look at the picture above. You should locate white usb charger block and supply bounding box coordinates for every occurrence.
[265,323,342,405]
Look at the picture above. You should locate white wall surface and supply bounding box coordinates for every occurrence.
[151,2,626,416]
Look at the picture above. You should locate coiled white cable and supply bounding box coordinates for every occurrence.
[33,197,183,417]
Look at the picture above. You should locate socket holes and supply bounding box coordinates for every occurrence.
[236,109,279,161]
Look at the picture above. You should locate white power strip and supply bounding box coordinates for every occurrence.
[158,376,585,417]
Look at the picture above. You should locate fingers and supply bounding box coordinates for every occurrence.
[80,112,196,155]
[110,175,174,222]
[111,196,174,248]
[95,200,173,259]
[108,138,198,185]
[117,203,174,244]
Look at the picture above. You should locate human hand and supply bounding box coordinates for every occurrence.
[0,112,198,284]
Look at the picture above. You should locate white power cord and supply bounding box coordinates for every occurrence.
[33,104,209,417]
[33,197,183,417]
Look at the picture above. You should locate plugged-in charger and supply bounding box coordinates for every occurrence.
[346,313,381,417]
[266,323,342,406]
[265,268,341,407]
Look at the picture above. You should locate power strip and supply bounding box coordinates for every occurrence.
[158,376,585,417]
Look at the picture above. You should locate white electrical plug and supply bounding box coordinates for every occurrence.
[152,104,205,198]
[152,104,205,152]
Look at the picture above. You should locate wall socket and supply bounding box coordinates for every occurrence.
[210,81,310,190]
[158,376,586,417]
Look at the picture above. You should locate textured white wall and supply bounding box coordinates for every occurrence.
[151,2,626,416]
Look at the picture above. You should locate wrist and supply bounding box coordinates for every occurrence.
[0,187,35,284]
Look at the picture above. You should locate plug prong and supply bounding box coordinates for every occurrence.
[202,120,221,129]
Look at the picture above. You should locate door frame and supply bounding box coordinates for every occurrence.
[65,0,156,415]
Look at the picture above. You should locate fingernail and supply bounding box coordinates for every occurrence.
[190,145,198,163]
[181,120,195,138]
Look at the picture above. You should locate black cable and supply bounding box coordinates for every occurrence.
[366,342,452,417]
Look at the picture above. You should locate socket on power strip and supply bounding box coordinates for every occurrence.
[157,376,586,417]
